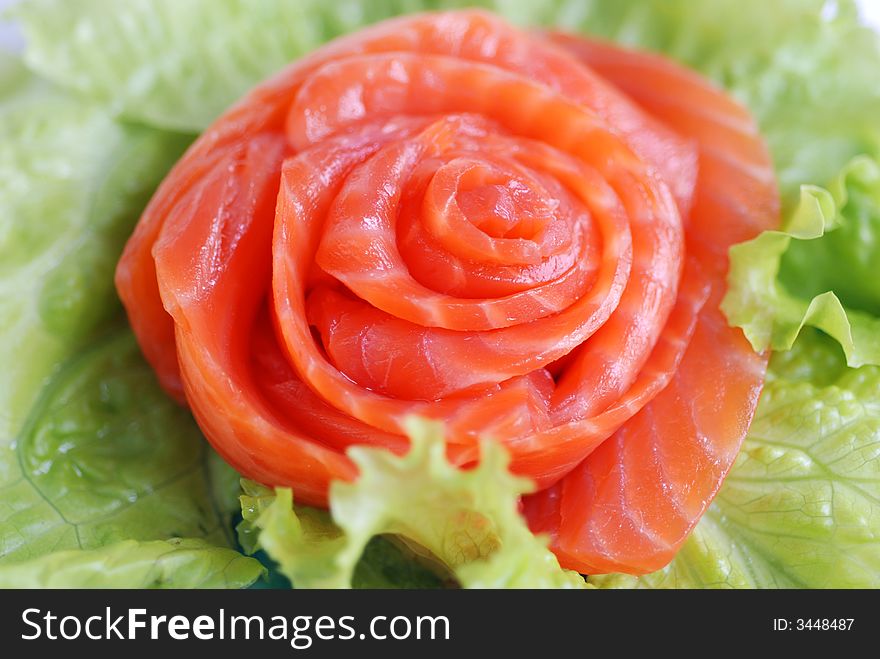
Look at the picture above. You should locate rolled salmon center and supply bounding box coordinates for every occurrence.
[454,164,555,240]
[422,156,564,267]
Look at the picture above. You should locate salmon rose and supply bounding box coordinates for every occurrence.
[116,11,778,574]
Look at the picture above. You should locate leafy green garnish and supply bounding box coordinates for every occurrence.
[240,419,586,589]
[2,330,243,561]
[0,58,187,440]
[0,539,264,588]
[0,59,261,586]
[723,156,880,367]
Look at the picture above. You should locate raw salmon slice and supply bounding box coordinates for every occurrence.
[115,11,778,573]
[522,35,778,573]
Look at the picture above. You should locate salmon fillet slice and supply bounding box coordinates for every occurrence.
[523,35,778,573]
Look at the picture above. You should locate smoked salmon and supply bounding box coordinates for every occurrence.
[115,11,779,574]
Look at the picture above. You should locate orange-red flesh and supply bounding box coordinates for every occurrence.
[115,11,779,573]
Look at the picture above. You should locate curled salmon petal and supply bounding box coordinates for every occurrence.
[116,10,778,571]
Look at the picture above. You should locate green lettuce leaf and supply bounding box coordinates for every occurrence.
[240,484,448,589]
[241,419,586,589]
[1,329,246,562]
[591,330,880,589]
[0,60,263,586]
[240,483,442,589]
[7,0,442,131]
[0,539,264,588]
[0,58,189,442]
[12,0,319,132]
[722,156,880,367]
